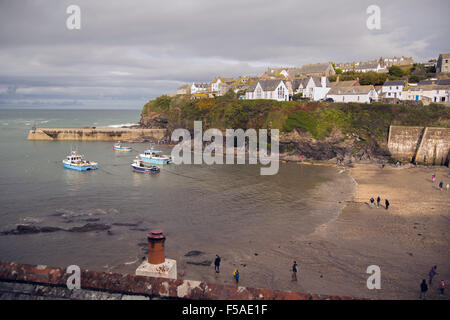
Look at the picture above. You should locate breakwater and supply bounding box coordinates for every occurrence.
[388,125,450,165]
[27,128,167,141]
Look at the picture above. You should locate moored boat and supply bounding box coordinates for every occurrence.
[139,148,172,164]
[113,141,132,151]
[131,159,160,173]
[63,151,98,171]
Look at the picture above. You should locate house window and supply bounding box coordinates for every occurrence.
[256,88,262,99]
[277,86,284,99]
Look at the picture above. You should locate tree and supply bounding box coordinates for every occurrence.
[388,65,404,77]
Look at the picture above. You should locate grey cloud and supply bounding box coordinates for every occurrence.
[0,0,448,109]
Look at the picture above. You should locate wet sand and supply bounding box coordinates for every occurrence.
[178,163,450,300]
[288,163,450,299]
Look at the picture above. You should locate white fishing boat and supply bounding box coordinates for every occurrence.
[63,151,98,171]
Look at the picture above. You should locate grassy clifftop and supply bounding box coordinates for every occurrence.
[141,93,450,146]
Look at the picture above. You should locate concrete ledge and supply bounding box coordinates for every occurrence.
[27,128,167,141]
[0,261,366,300]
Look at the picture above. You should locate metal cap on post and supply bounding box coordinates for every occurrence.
[147,230,166,265]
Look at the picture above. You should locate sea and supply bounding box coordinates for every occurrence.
[0,108,353,282]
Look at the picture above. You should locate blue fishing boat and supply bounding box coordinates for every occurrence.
[113,141,132,152]
[131,159,160,173]
[63,151,98,171]
[139,148,172,164]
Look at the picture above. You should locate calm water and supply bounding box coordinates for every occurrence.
[0,109,350,277]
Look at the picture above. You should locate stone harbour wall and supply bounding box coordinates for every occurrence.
[388,125,450,165]
[27,128,167,141]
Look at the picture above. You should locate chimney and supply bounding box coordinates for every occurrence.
[136,230,177,279]
[321,76,327,88]
[147,230,166,265]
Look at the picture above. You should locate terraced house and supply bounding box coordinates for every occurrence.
[381,80,406,99]
[401,79,450,104]
[326,85,378,103]
[245,79,289,101]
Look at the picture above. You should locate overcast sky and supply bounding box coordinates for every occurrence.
[0,0,448,109]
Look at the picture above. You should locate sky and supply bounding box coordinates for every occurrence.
[0,0,448,109]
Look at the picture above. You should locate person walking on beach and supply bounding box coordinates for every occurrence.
[439,280,446,296]
[385,199,390,210]
[439,181,443,191]
[446,183,449,191]
[376,196,381,208]
[369,197,375,208]
[429,266,438,286]
[291,261,298,281]
[431,174,436,182]
[214,255,221,273]
[420,279,428,299]
[233,269,239,285]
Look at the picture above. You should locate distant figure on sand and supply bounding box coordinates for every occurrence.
[291,261,298,281]
[439,280,446,296]
[214,255,221,273]
[446,184,449,191]
[429,266,438,285]
[376,196,381,208]
[233,269,239,284]
[439,181,443,191]
[385,199,390,210]
[431,174,436,182]
[369,197,375,208]
[420,279,428,299]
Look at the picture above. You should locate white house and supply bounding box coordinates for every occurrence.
[298,76,331,101]
[354,61,383,73]
[191,82,209,94]
[326,85,378,103]
[381,80,406,99]
[245,80,289,101]
[210,77,234,95]
[401,83,450,103]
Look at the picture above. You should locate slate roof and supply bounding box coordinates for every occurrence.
[295,63,332,75]
[248,80,284,92]
[193,83,208,89]
[292,78,310,91]
[332,80,359,87]
[355,62,379,70]
[310,76,331,87]
[383,80,406,86]
[328,85,375,95]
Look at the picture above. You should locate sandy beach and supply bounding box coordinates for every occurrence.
[177,162,450,300]
[285,163,450,299]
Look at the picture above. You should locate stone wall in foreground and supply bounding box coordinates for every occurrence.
[27,128,167,141]
[0,261,364,300]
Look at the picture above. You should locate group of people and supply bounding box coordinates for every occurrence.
[214,255,240,284]
[369,196,389,210]
[431,174,449,191]
[420,265,446,299]
[214,255,299,285]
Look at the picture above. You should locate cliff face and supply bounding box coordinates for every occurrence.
[279,129,390,162]
[139,110,169,129]
[139,96,449,163]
